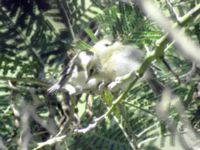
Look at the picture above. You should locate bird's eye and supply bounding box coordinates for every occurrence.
[104,43,111,47]
[104,43,110,46]
[89,68,95,75]
[88,67,97,77]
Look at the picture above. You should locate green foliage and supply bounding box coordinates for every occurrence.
[0,0,64,77]
[0,0,199,150]
[96,2,162,46]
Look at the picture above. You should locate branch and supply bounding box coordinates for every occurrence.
[137,122,159,138]
[34,135,67,150]
[138,130,187,148]
[29,89,58,136]
[8,81,21,127]
[113,115,139,150]
[0,76,49,87]
[165,0,180,21]
[155,3,200,50]
[56,0,76,41]
[147,2,200,60]
[18,105,32,150]
[155,89,200,149]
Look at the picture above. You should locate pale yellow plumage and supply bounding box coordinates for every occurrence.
[89,39,143,90]
[48,38,163,95]
[89,38,163,93]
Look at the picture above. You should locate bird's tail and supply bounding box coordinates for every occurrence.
[145,67,164,95]
[147,78,164,95]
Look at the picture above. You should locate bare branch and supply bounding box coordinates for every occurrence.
[29,89,58,136]
[156,89,200,149]
[34,135,67,150]
[18,105,32,150]
[165,0,180,21]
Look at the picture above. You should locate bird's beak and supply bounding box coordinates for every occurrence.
[90,47,97,52]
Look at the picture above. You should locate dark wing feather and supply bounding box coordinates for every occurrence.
[47,54,79,94]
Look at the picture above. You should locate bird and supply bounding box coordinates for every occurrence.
[48,38,164,95]
[88,38,164,94]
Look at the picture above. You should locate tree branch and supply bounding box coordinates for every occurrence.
[0,76,49,87]
[56,0,76,41]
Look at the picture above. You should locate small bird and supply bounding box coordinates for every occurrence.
[88,38,164,94]
[48,38,164,95]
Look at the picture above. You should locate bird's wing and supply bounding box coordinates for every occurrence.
[48,54,79,94]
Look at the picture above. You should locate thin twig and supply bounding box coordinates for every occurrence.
[156,89,200,149]
[9,82,21,127]
[56,0,76,41]
[113,115,139,150]
[19,105,32,150]
[34,135,67,150]
[165,0,180,21]
[137,122,159,138]
[138,130,187,148]
[29,89,58,136]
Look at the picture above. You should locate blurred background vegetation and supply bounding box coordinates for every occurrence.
[0,0,199,149]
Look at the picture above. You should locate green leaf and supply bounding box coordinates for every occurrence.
[84,27,98,42]
[102,90,114,106]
